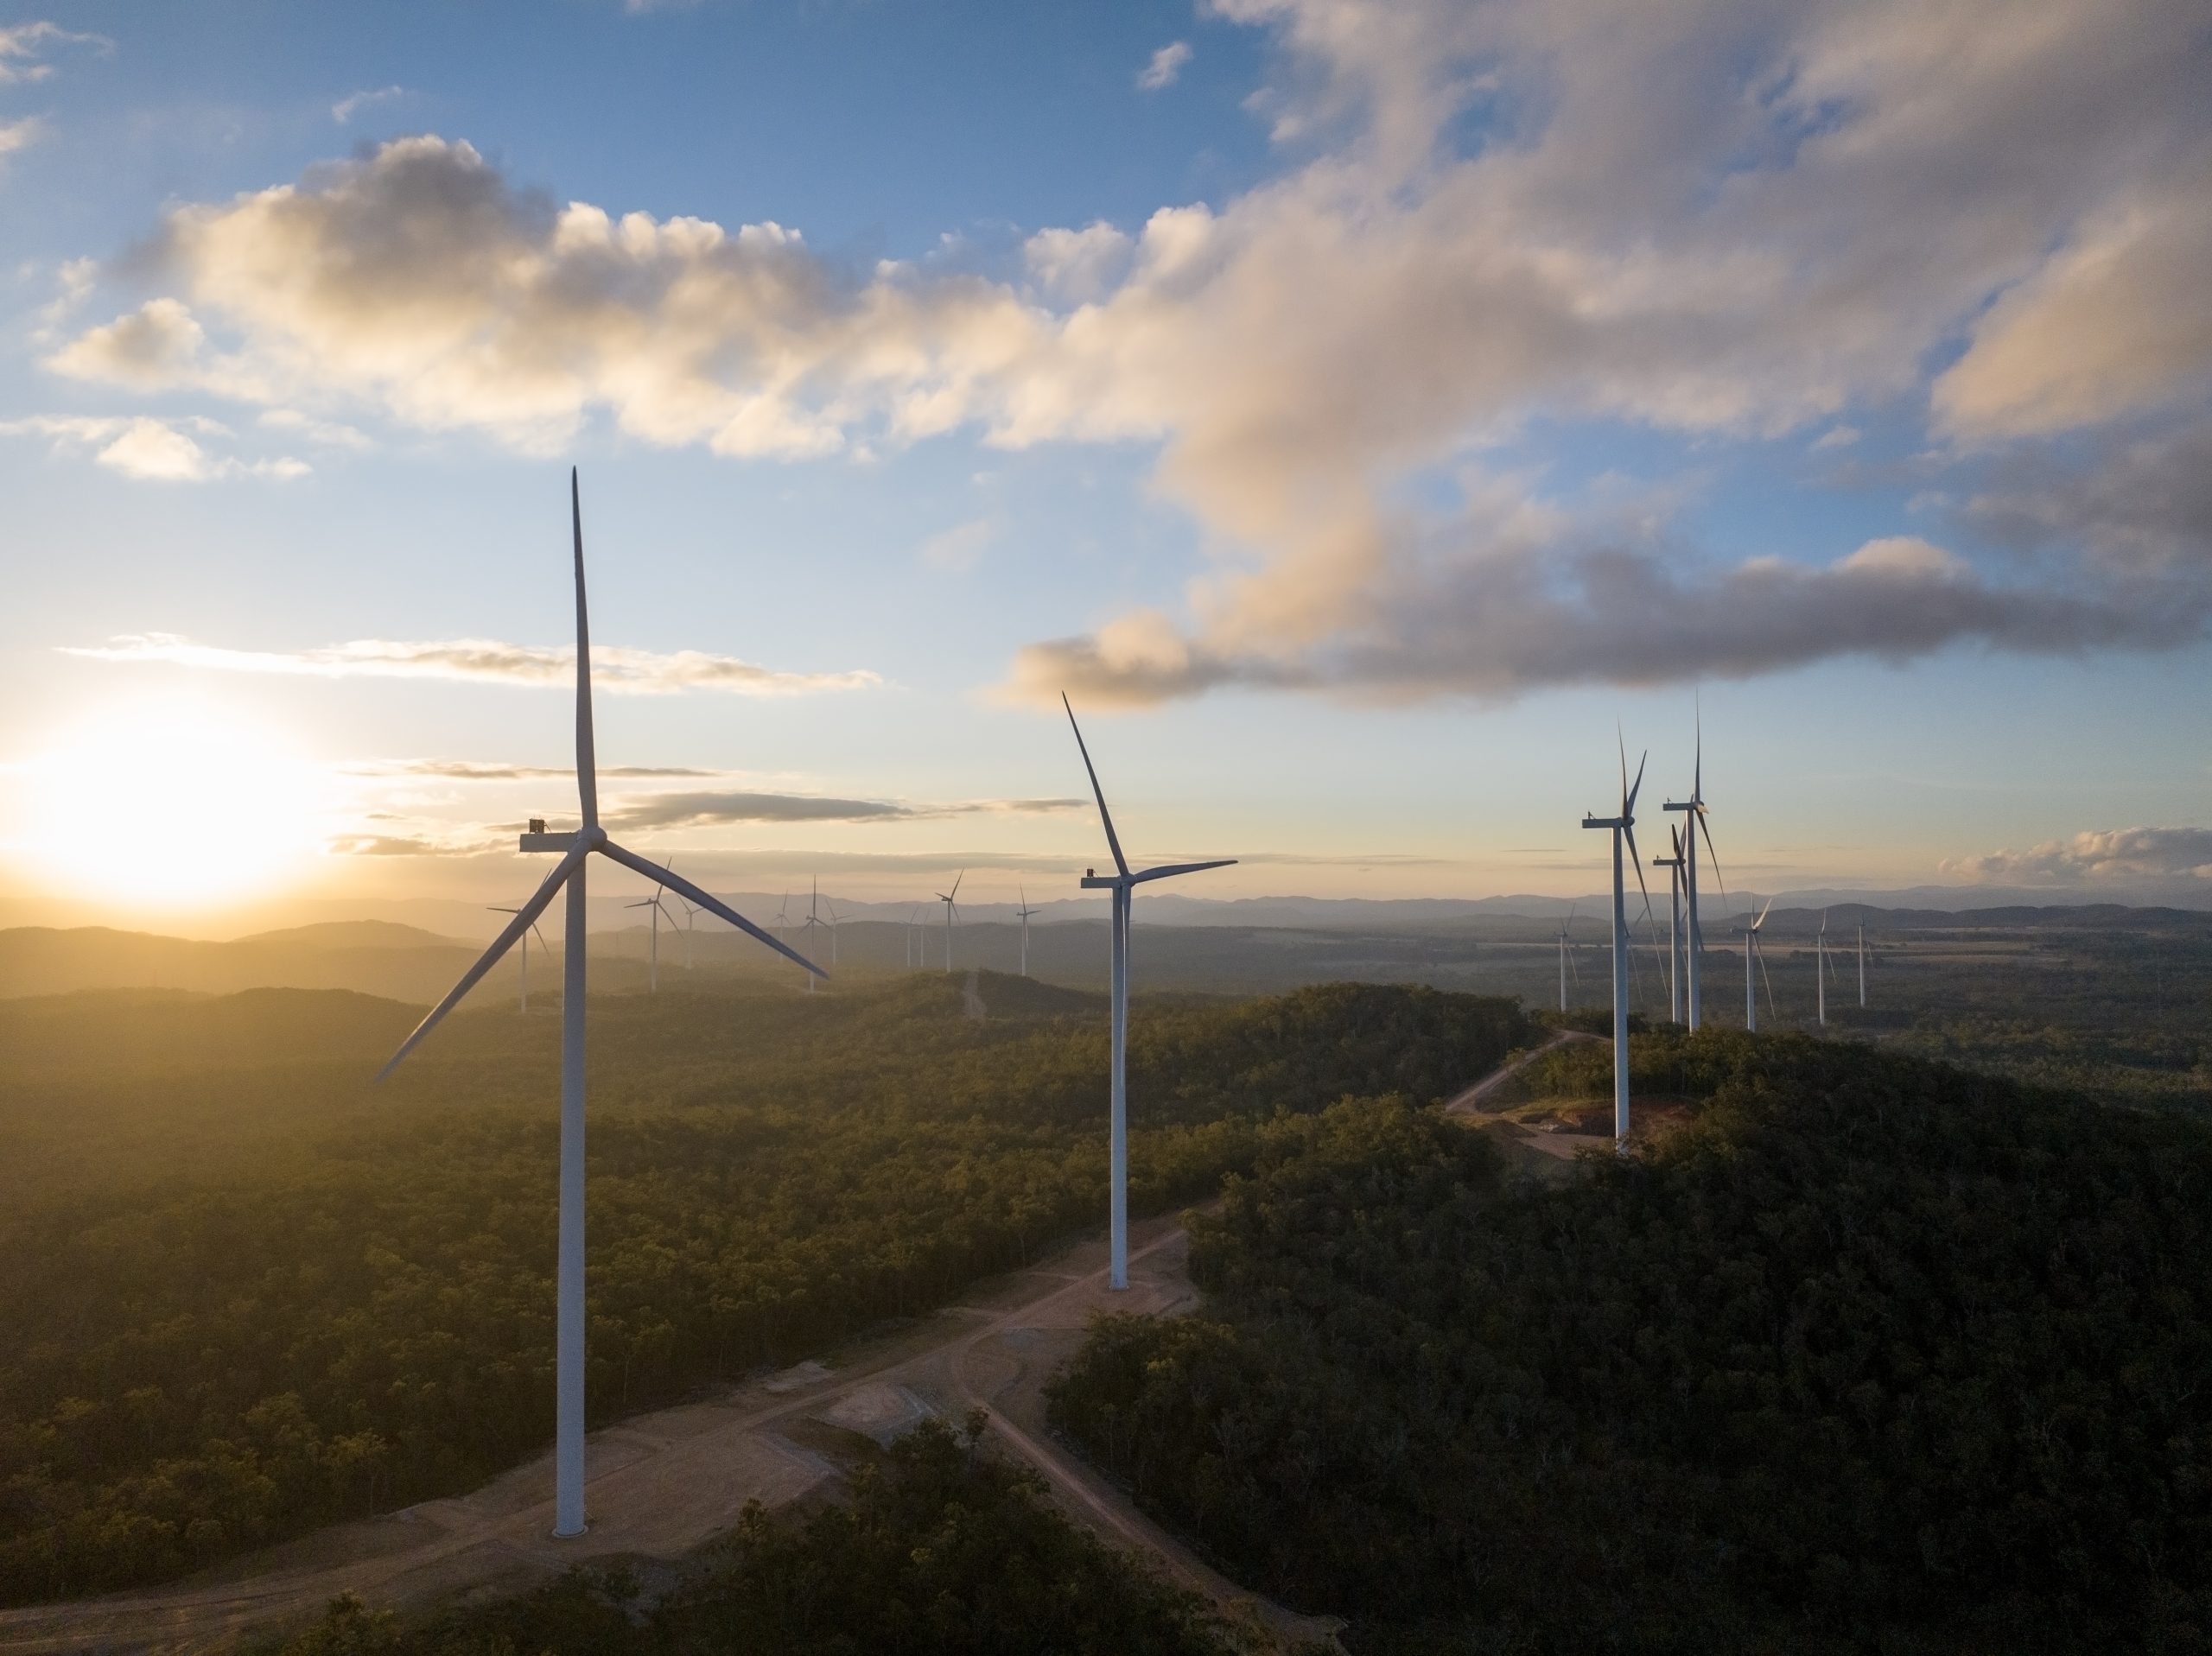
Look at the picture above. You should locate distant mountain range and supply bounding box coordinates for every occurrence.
[3,896,2203,1002]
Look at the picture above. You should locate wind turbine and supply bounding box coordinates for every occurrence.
[1817,910,1837,1027]
[823,894,841,969]
[487,903,550,1012]
[1662,709,1727,1031]
[1015,886,1041,978]
[936,872,963,974]
[1581,738,1656,1150]
[1065,695,1235,1291]
[664,859,698,972]
[624,884,676,993]
[1555,903,1581,1012]
[1858,921,1868,1007]
[904,902,924,969]
[1654,828,1686,1025]
[374,471,823,1539]
[797,878,828,993]
[1743,898,1777,1031]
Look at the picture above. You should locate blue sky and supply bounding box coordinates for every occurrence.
[2,0,2209,928]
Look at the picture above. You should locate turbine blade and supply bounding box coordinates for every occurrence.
[1129,858,1237,885]
[1755,895,1774,928]
[1624,822,1656,933]
[598,840,825,977]
[1062,694,1129,877]
[1625,749,1648,816]
[1697,812,1732,917]
[572,468,598,829]
[950,869,963,899]
[1758,936,1777,1019]
[378,847,583,1080]
[1694,695,1702,800]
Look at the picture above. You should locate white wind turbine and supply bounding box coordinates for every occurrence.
[824,894,841,970]
[1654,827,1686,1024]
[1662,711,1727,1031]
[797,878,828,993]
[487,902,550,1012]
[1556,902,1581,1012]
[1743,898,1777,1031]
[625,883,676,993]
[936,871,963,974]
[664,860,699,972]
[1816,909,1839,1027]
[1015,886,1041,977]
[375,471,823,1539]
[904,902,925,970]
[1581,739,1656,1150]
[1065,695,1235,1291]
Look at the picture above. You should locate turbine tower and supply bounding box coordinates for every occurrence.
[1816,910,1832,1027]
[1015,886,1041,977]
[1065,695,1234,1291]
[1858,921,1868,1007]
[1581,739,1656,1150]
[1662,712,1725,1031]
[936,872,963,974]
[487,903,549,1012]
[1743,898,1776,1031]
[664,860,698,972]
[1654,828,1686,1025]
[625,885,675,993]
[375,471,823,1539]
[1555,903,1580,1012]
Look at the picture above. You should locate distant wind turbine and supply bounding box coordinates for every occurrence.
[487,903,550,1012]
[905,902,925,970]
[1817,909,1840,1027]
[1066,694,1235,1290]
[798,878,828,993]
[1654,827,1686,1025]
[625,884,676,993]
[664,860,699,972]
[937,872,963,974]
[1581,736,1656,1150]
[1016,886,1041,978]
[1743,898,1777,1031]
[374,471,822,1540]
[1556,902,1581,1012]
[1662,708,1727,1031]
[824,894,841,969]
[1858,921,1868,1008]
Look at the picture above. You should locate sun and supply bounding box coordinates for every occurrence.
[20,701,325,910]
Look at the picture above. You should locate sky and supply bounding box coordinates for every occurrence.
[1,0,2209,933]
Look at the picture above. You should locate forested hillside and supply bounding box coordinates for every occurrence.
[0,975,1525,1603]
[1049,1036,2212,1653]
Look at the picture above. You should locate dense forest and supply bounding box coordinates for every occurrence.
[0,974,1525,1603]
[1049,1034,2212,1652]
[242,1415,1231,1656]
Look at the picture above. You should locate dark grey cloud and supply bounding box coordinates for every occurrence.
[1959,422,2212,574]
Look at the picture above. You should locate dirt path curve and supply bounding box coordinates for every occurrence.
[1442,1027,1599,1115]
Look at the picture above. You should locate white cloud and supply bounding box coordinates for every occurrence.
[918,515,996,574]
[36,0,2212,703]
[257,408,372,449]
[0,414,307,481]
[1943,827,2212,884]
[331,86,404,124]
[61,633,883,695]
[0,21,109,85]
[1138,41,1192,92]
[0,115,43,162]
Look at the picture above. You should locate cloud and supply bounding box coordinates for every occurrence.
[1959,423,2212,574]
[326,832,487,858]
[1138,41,1192,91]
[47,136,1041,455]
[331,86,404,124]
[61,632,882,695]
[918,515,995,574]
[0,415,308,481]
[39,1,2212,705]
[257,409,372,449]
[601,792,1084,830]
[0,115,43,162]
[0,21,109,85]
[344,759,729,781]
[1934,181,2212,440]
[1943,827,2212,884]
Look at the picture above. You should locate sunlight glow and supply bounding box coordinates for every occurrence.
[20,701,324,908]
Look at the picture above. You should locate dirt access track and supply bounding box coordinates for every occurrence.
[0,1215,1340,1654]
